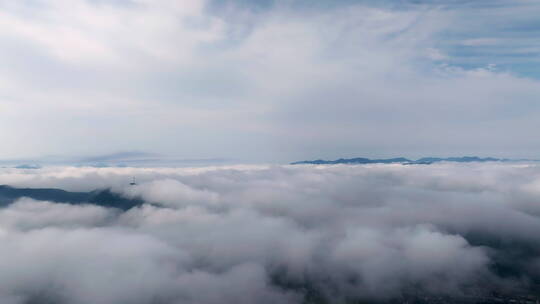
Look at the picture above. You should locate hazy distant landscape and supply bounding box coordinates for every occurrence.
[291,156,518,165]
[2,0,540,303]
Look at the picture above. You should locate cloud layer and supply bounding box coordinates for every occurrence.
[1,163,540,303]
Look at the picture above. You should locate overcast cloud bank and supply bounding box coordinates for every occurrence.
[0,163,539,303]
[2,0,540,161]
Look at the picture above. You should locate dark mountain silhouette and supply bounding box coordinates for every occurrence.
[0,185,143,210]
[415,156,503,163]
[291,156,511,165]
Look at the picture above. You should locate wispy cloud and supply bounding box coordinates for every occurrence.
[0,0,539,161]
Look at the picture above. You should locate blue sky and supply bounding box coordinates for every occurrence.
[0,0,539,163]
[211,0,540,78]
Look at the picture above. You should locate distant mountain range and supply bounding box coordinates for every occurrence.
[291,156,521,165]
[0,151,233,168]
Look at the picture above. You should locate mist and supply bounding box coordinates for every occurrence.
[0,163,539,303]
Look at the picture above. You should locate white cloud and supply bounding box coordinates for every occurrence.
[0,198,114,230]
[0,1,539,160]
[1,163,540,302]
[0,0,223,66]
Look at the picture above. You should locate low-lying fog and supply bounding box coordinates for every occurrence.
[1,163,540,303]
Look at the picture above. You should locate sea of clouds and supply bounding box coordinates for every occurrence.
[1,163,540,303]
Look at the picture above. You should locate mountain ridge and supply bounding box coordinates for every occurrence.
[0,185,142,210]
[291,156,518,165]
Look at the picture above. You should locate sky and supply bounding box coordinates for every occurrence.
[1,0,540,163]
